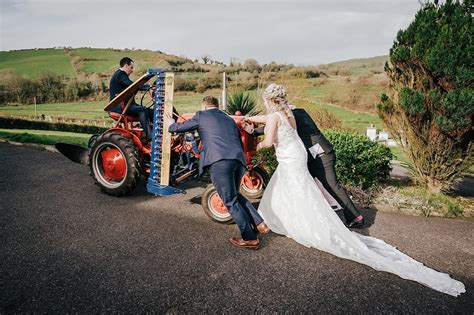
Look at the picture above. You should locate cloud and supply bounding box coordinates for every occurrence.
[0,0,421,64]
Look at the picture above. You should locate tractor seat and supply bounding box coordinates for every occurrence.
[108,112,139,122]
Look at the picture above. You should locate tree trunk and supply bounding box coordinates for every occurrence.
[426,177,444,193]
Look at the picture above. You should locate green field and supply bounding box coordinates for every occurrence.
[0,48,76,78]
[0,92,208,121]
[0,129,91,146]
[0,101,108,120]
[303,101,382,132]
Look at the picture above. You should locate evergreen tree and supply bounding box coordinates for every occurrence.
[378,0,473,192]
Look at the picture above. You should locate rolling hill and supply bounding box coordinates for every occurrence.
[0,47,388,79]
[0,47,204,79]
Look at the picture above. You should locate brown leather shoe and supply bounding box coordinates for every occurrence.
[256,222,270,234]
[229,237,260,250]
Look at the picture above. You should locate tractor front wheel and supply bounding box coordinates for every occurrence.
[201,184,232,224]
[89,132,142,196]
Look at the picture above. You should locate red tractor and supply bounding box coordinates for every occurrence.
[56,69,268,224]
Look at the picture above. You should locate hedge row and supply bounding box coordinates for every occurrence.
[0,117,107,134]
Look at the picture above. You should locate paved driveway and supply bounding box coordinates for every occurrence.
[0,142,473,313]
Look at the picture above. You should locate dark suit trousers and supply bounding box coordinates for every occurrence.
[209,159,263,240]
[308,152,360,222]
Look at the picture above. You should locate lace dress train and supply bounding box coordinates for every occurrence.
[257,112,465,297]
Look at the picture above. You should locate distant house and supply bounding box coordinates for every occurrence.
[366,125,397,147]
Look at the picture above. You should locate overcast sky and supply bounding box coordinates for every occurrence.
[1,0,422,65]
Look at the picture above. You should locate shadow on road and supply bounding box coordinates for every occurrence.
[452,176,474,198]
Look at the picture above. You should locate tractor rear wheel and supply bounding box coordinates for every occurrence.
[201,184,233,224]
[240,166,269,199]
[89,132,142,196]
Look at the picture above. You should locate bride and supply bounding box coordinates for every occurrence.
[244,84,465,297]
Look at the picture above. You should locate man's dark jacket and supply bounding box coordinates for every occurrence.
[255,108,333,160]
[109,69,133,101]
[292,108,333,160]
[168,108,246,175]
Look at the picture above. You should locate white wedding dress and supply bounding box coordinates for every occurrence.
[257,112,465,297]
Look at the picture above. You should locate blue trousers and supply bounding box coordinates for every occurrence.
[111,103,153,139]
[209,159,263,240]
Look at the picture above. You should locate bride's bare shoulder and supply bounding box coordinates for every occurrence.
[266,113,280,125]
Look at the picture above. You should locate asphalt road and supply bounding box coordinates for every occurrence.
[1,142,473,313]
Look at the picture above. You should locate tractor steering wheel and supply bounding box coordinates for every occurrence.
[140,84,156,109]
[140,84,181,118]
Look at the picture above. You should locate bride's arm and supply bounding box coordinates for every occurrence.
[245,114,268,124]
[256,114,278,150]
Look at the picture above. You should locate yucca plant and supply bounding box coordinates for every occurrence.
[226,92,261,116]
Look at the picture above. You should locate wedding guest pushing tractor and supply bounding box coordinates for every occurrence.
[56,68,269,224]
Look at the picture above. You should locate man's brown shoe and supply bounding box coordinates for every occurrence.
[256,222,270,234]
[229,237,260,250]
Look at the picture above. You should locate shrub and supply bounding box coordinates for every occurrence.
[36,72,66,103]
[0,71,102,104]
[232,71,258,90]
[304,70,321,78]
[256,129,393,190]
[242,59,261,73]
[254,146,277,175]
[66,80,97,101]
[285,67,323,79]
[174,77,197,92]
[196,72,221,93]
[324,130,392,189]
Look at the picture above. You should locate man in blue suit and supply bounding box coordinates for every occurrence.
[167,96,269,250]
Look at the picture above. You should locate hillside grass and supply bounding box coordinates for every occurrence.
[0,101,109,120]
[0,48,190,80]
[0,48,76,78]
[69,48,173,75]
[325,55,388,76]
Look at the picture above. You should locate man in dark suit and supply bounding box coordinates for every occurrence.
[167,96,269,250]
[109,57,153,139]
[245,107,365,228]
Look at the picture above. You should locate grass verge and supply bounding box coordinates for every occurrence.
[0,129,91,147]
[373,180,473,219]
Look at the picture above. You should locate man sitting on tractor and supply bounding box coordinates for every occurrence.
[109,57,153,140]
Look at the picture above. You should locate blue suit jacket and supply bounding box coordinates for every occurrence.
[168,108,247,175]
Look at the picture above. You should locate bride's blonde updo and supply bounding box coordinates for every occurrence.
[262,84,294,118]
